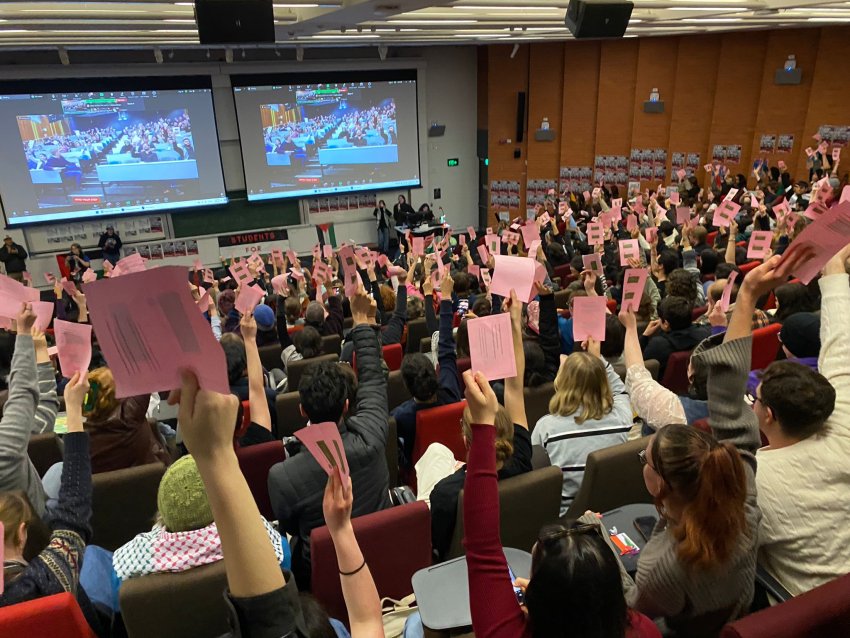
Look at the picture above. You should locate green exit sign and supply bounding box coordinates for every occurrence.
[447,158,459,167]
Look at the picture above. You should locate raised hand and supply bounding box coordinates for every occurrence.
[168,370,239,461]
[322,467,353,537]
[240,311,257,341]
[16,303,36,335]
[462,369,499,426]
[618,307,637,332]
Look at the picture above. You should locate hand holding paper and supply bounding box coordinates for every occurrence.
[468,312,518,381]
[747,230,773,260]
[54,319,92,379]
[621,268,649,313]
[295,422,349,478]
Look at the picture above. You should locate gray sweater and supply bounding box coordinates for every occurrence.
[0,335,47,515]
[32,361,60,435]
[621,336,761,636]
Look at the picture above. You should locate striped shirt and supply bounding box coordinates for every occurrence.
[532,361,633,516]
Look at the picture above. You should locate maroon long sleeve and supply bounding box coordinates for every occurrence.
[463,424,530,638]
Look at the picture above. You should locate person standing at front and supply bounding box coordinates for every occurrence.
[0,235,28,282]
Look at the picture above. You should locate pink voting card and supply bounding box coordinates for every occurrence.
[229,261,254,286]
[44,272,56,285]
[193,258,203,272]
[84,266,229,398]
[343,271,360,298]
[645,226,659,244]
[841,185,850,205]
[527,240,542,257]
[82,269,97,284]
[313,260,332,282]
[621,268,649,313]
[582,252,603,275]
[669,190,681,205]
[486,234,501,255]
[502,230,520,246]
[197,288,212,313]
[626,214,638,232]
[676,206,691,225]
[60,279,78,297]
[54,319,92,379]
[32,301,54,333]
[477,244,490,264]
[490,255,546,303]
[572,296,607,343]
[271,248,285,267]
[468,313,518,382]
[271,274,288,295]
[117,252,146,275]
[587,221,605,246]
[724,188,739,203]
[747,231,773,260]
[676,169,687,181]
[235,284,265,315]
[780,200,850,284]
[719,271,738,313]
[521,223,540,249]
[467,226,476,240]
[312,244,322,261]
[772,199,791,220]
[411,237,425,257]
[713,200,740,228]
[611,198,623,209]
[618,239,640,267]
[323,244,334,260]
[805,200,829,221]
[833,147,841,162]
[337,245,357,275]
[0,274,40,319]
[203,269,215,284]
[468,264,480,281]
[294,421,349,478]
[289,267,306,282]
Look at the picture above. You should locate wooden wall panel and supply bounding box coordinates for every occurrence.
[526,42,564,179]
[559,41,600,167]
[594,39,639,157]
[629,37,679,152]
[667,35,721,181]
[750,29,819,178]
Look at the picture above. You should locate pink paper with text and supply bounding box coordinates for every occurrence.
[294,421,349,478]
[54,319,92,379]
[621,268,649,313]
[747,231,773,260]
[780,201,850,284]
[468,312,518,381]
[572,296,607,342]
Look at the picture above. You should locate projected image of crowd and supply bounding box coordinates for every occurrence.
[20,109,198,209]
[261,99,398,181]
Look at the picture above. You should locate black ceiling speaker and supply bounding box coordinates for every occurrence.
[195,0,275,45]
[565,0,633,39]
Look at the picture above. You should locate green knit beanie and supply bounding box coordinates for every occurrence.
[157,455,213,533]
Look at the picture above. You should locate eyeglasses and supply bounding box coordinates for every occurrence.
[638,449,657,472]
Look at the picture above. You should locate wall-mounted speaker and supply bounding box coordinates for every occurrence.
[516,92,526,143]
[774,68,802,85]
[196,0,275,45]
[428,124,446,137]
[565,0,633,39]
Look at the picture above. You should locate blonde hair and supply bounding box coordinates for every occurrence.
[548,352,612,423]
[84,367,118,422]
[462,405,514,466]
[0,491,35,547]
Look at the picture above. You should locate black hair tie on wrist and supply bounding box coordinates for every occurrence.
[339,559,367,577]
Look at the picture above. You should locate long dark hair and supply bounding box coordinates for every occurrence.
[525,523,629,638]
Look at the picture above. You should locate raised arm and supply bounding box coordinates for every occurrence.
[437,275,462,403]
[323,469,383,638]
[503,290,527,431]
[31,330,59,435]
[536,283,561,383]
[241,312,272,433]
[381,282,407,346]
[462,370,527,638]
[819,243,850,438]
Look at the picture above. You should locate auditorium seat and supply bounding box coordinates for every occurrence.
[234,400,251,442]
[320,333,342,356]
[447,465,562,559]
[258,343,283,371]
[660,349,693,396]
[720,572,850,638]
[564,437,652,519]
[352,343,404,373]
[236,441,286,520]
[419,335,432,354]
[386,417,399,489]
[286,353,339,392]
[343,316,354,331]
[387,370,412,411]
[739,261,761,276]
[311,501,431,625]
[751,323,781,371]
[0,592,95,637]
[553,288,571,309]
[707,231,718,247]
[524,382,555,432]
[406,317,429,355]
[91,463,166,551]
[413,401,467,468]
[119,561,229,638]
[27,433,64,478]
[692,305,707,321]
[275,391,308,437]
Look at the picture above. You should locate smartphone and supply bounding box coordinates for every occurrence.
[508,565,524,604]
[634,516,658,542]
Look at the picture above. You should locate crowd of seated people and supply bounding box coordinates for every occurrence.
[1,149,850,638]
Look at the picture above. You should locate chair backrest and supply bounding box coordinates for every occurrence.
[645,359,661,381]
[286,352,339,392]
[234,400,251,441]
[387,370,412,412]
[386,417,399,489]
[413,401,467,467]
[235,441,286,520]
[419,335,432,354]
[553,288,571,310]
[321,333,342,356]
[524,382,555,433]
[342,316,354,331]
[119,561,230,638]
[720,572,850,638]
[311,501,432,625]
[27,433,64,478]
[692,305,707,321]
[706,231,718,247]
[456,357,472,379]
[406,318,429,355]
[660,349,693,396]
[751,323,781,371]
[258,343,283,371]
[0,592,95,637]
[91,462,166,551]
[565,437,652,519]
[275,391,308,437]
[739,260,761,275]
[383,343,404,371]
[448,465,563,559]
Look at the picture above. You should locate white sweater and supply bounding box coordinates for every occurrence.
[756,273,850,596]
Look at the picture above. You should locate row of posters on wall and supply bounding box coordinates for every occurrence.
[307,193,378,214]
[40,216,165,247]
[124,239,199,260]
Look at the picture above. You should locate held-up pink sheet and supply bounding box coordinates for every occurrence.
[621,268,649,313]
[83,266,229,398]
[32,301,55,333]
[294,421,349,478]
[747,231,773,260]
[468,312,517,381]
[780,200,850,284]
[572,296,607,343]
[54,319,92,379]
[489,255,546,303]
[719,271,738,313]
[235,284,265,315]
